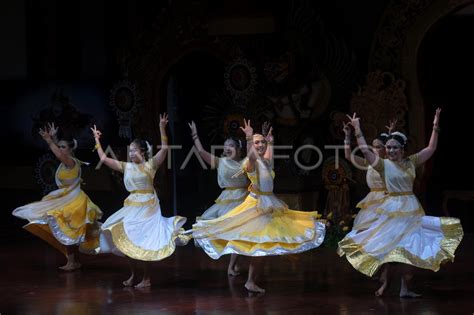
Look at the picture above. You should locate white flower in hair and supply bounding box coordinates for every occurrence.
[390,131,407,142]
[72,139,78,150]
[145,140,153,156]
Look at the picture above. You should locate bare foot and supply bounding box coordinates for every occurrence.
[135,279,151,289]
[122,274,135,287]
[58,262,81,271]
[400,290,422,298]
[245,282,265,293]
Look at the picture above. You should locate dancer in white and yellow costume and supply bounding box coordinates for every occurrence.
[341,121,395,231]
[191,119,326,293]
[13,123,102,271]
[91,113,188,288]
[188,121,249,276]
[339,109,463,297]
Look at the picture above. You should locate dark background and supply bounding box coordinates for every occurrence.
[1,0,473,241]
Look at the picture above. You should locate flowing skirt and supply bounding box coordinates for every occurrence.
[338,195,463,277]
[98,195,189,261]
[192,194,326,259]
[12,185,102,256]
[199,188,248,220]
[352,191,387,230]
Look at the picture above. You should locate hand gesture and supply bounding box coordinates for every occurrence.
[240,118,253,138]
[39,126,52,141]
[346,113,360,130]
[342,121,351,136]
[265,124,274,143]
[47,122,58,137]
[90,125,102,140]
[385,119,397,134]
[188,121,198,136]
[262,121,271,137]
[433,107,441,127]
[159,113,169,129]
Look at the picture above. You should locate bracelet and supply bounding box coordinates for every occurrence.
[433,126,440,133]
[246,136,253,141]
[93,143,102,152]
[268,140,274,145]
[191,133,197,137]
[355,133,363,139]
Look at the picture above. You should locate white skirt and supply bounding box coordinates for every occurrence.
[98,193,188,261]
[199,188,248,220]
[338,195,463,276]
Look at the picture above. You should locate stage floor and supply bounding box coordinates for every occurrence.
[1,235,473,314]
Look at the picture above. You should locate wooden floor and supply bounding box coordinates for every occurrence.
[1,235,473,314]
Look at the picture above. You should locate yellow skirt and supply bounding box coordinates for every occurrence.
[192,194,326,258]
[15,190,102,257]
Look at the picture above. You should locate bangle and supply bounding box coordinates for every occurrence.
[355,133,363,138]
[191,133,197,137]
[433,126,440,133]
[268,140,274,145]
[161,136,168,142]
[93,143,101,152]
[246,136,253,141]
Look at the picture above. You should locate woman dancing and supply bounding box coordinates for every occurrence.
[191,119,326,293]
[188,121,249,276]
[338,109,463,297]
[13,123,102,271]
[91,113,189,288]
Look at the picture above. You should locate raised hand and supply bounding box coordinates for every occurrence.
[159,113,169,129]
[240,118,253,138]
[342,121,351,136]
[188,121,198,136]
[265,125,274,143]
[385,119,397,134]
[433,107,441,127]
[39,126,52,141]
[90,125,102,140]
[47,122,58,137]
[262,121,271,137]
[346,113,360,130]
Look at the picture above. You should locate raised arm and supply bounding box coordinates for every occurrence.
[151,113,170,167]
[47,122,59,144]
[189,121,217,168]
[39,126,75,168]
[240,119,256,172]
[91,125,122,172]
[343,121,366,166]
[263,125,273,162]
[385,119,397,135]
[347,113,379,167]
[414,108,441,165]
[262,121,271,138]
